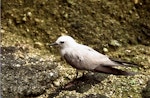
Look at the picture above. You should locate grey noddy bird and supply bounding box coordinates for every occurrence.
[50,35,137,75]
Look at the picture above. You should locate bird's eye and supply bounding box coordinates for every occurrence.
[60,41,64,44]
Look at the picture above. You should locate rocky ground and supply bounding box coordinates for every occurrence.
[1,0,150,98]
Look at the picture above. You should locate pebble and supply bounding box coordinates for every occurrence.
[27,12,32,17]
[110,40,121,47]
[34,42,43,49]
[103,48,108,53]
[1,29,5,33]
[53,80,61,87]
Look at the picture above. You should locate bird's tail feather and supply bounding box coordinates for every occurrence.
[110,58,139,67]
[94,66,135,75]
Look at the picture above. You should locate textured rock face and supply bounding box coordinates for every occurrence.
[1,46,59,98]
[1,0,150,98]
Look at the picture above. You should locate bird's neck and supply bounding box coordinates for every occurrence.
[60,43,78,56]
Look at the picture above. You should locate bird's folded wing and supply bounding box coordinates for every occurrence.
[63,53,84,70]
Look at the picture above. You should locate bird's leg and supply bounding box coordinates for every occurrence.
[62,70,80,89]
[75,70,86,78]
[82,72,85,77]
[75,70,79,79]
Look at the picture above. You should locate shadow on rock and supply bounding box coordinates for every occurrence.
[142,80,150,98]
[62,72,108,93]
[84,94,109,98]
[48,72,108,98]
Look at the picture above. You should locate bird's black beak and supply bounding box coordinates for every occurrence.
[48,42,58,46]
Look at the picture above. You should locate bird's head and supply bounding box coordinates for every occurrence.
[50,35,77,49]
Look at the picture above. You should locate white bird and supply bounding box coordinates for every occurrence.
[50,35,137,75]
